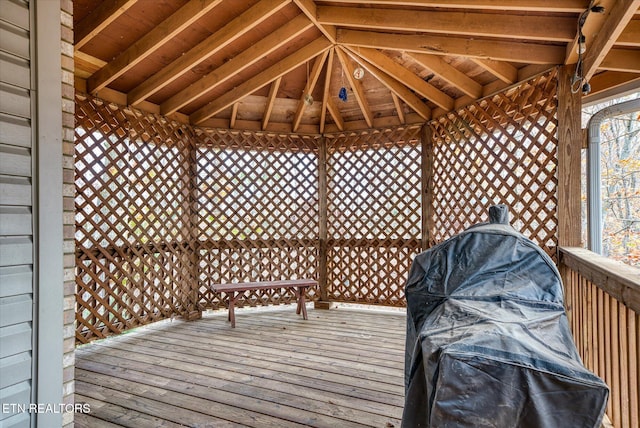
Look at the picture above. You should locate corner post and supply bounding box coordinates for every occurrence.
[556,65,583,327]
[556,65,583,249]
[316,135,332,309]
[421,123,434,251]
[34,1,64,426]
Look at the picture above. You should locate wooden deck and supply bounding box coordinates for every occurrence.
[74,306,406,427]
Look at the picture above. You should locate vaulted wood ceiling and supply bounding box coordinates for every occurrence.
[73,0,640,134]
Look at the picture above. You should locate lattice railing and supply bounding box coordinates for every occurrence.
[325,126,423,306]
[75,94,197,343]
[195,129,320,309]
[75,70,563,340]
[429,69,559,259]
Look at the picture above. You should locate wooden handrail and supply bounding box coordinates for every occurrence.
[559,246,640,314]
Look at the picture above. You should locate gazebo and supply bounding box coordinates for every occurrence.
[0,1,638,427]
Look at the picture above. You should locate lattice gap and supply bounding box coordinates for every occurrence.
[74,69,560,342]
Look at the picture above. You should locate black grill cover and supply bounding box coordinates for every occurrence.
[403,205,608,427]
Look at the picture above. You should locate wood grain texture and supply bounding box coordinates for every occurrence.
[75,307,406,427]
[556,65,582,248]
[560,250,639,428]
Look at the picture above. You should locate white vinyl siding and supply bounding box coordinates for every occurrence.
[0,1,33,427]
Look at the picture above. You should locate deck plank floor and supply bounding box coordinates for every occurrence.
[75,306,407,427]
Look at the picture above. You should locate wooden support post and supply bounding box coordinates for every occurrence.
[421,123,434,252]
[315,136,333,309]
[556,65,583,249]
[557,65,583,324]
[186,129,202,321]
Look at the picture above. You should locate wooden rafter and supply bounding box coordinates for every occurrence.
[74,51,106,78]
[320,49,339,133]
[86,0,224,94]
[318,6,576,42]
[262,77,281,130]
[564,0,616,65]
[346,48,431,120]
[391,93,406,124]
[293,0,337,43]
[190,37,332,125]
[355,48,453,110]
[74,0,138,50]
[326,96,345,132]
[337,30,565,65]
[583,0,640,81]
[408,53,483,98]
[161,15,314,116]
[471,59,518,84]
[230,103,239,128]
[72,0,640,133]
[323,0,586,13]
[293,51,330,132]
[335,47,374,128]
[127,0,290,106]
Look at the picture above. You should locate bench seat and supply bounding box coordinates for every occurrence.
[211,279,317,328]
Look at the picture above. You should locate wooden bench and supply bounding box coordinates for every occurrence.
[211,279,317,328]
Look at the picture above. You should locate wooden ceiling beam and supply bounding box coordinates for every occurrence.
[391,93,406,125]
[471,58,518,84]
[320,49,337,133]
[354,48,453,110]
[128,0,290,106]
[337,29,565,64]
[190,37,332,125]
[262,77,282,131]
[345,48,431,120]
[323,113,425,133]
[86,0,224,94]
[369,66,432,121]
[430,63,553,118]
[600,48,640,73]
[293,0,337,43]
[293,51,330,132]
[583,0,640,81]
[74,0,138,50]
[335,47,374,128]
[565,0,615,65]
[318,6,576,42]
[74,51,107,78]
[408,53,483,98]
[161,14,313,115]
[326,96,345,132]
[230,103,239,129]
[323,0,586,13]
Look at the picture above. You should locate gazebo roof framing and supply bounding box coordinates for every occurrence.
[73,0,640,133]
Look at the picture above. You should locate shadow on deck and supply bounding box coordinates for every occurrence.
[74,305,406,427]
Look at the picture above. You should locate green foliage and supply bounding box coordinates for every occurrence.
[583,93,640,266]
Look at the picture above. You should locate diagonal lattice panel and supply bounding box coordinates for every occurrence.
[429,69,559,259]
[325,126,422,306]
[75,94,196,343]
[196,129,320,309]
[126,112,196,317]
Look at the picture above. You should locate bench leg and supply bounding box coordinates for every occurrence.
[295,286,308,320]
[228,291,237,328]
